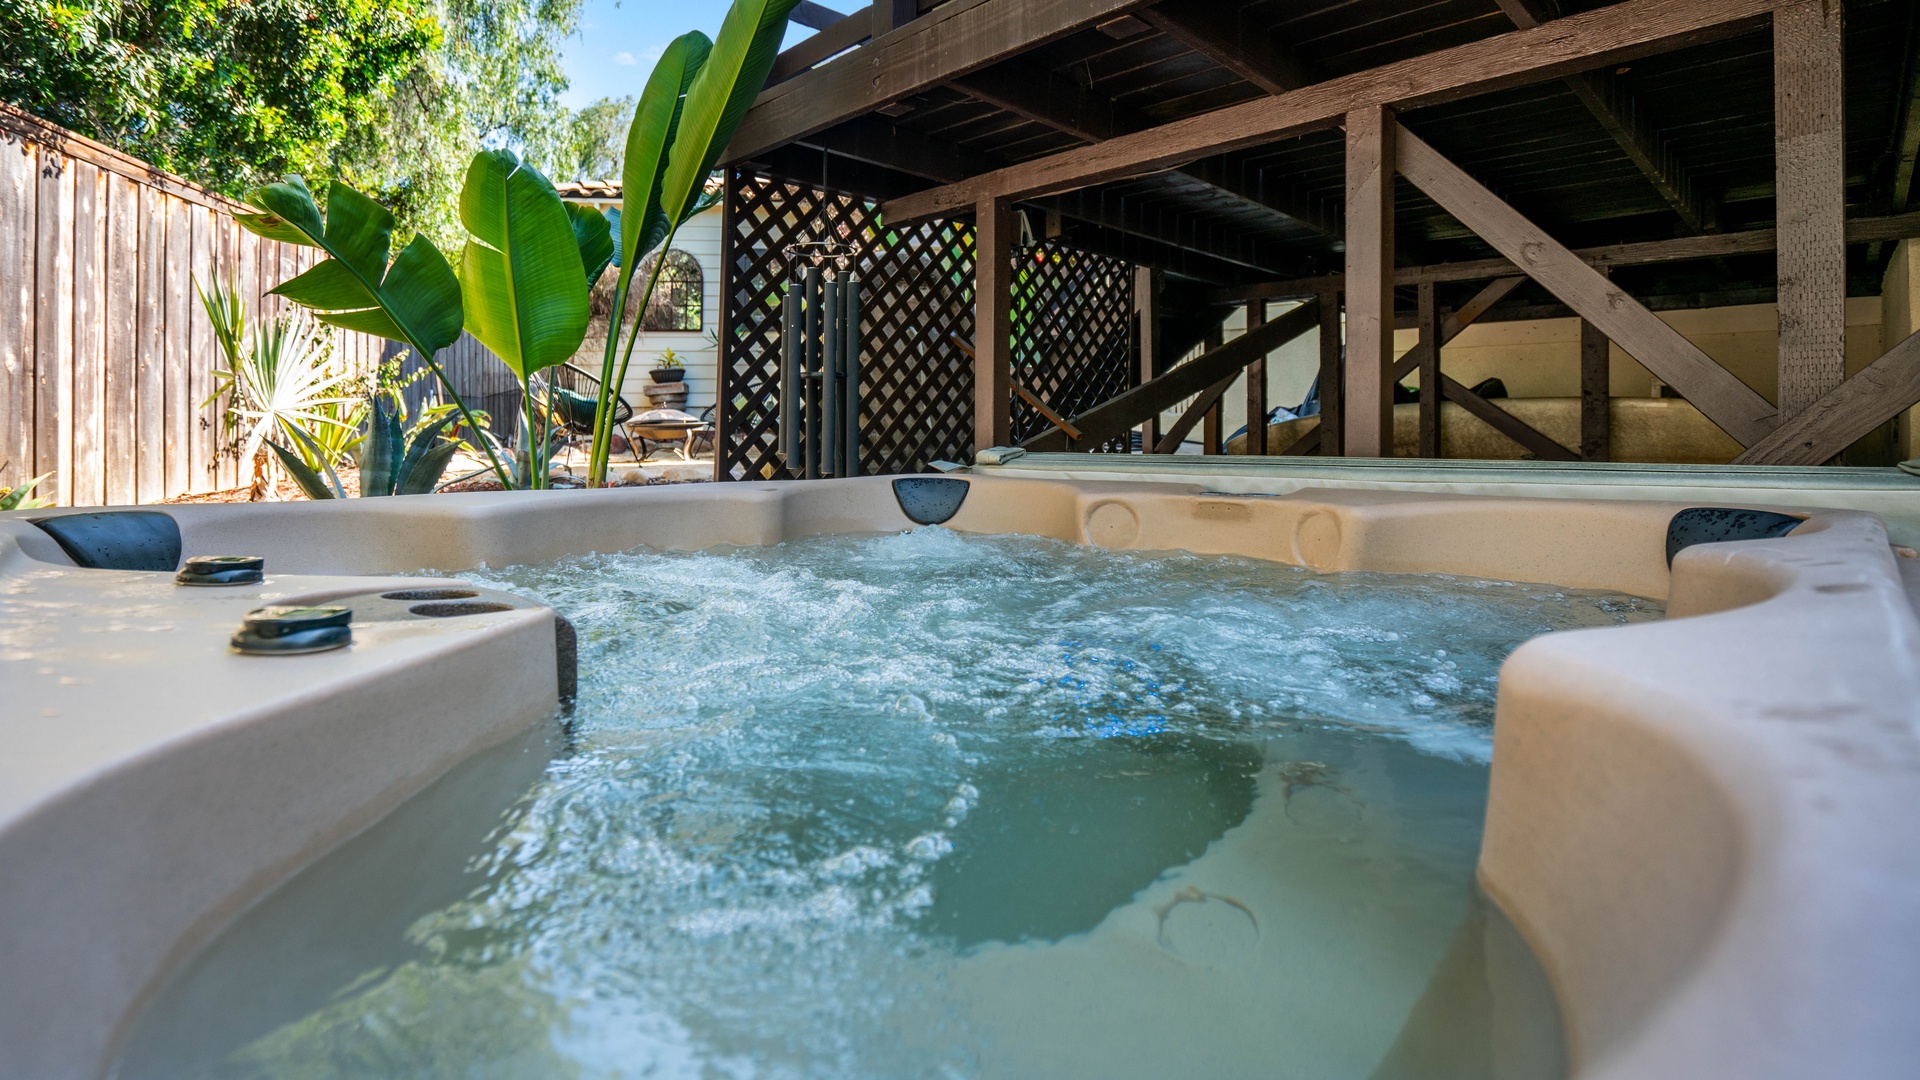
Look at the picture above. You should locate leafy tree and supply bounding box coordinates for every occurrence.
[3,0,631,244]
[2,0,434,192]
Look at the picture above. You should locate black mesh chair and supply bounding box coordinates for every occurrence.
[538,362,633,442]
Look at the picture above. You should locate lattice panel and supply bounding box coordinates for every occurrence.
[718,170,977,479]
[1010,241,1136,451]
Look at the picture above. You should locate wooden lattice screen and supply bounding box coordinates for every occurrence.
[1011,241,1136,451]
[717,170,1136,479]
[718,170,976,480]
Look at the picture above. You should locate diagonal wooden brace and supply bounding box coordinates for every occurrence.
[1735,328,1920,465]
[1023,300,1321,453]
[1393,124,1779,447]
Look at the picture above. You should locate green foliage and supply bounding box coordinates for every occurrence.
[1,0,433,194]
[454,149,593,489]
[3,0,629,245]
[267,394,460,499]
[329,0,630,249]
[197,274,365,498]
[564,201,616,290]
[237,174,512,486]
[455,150,589,381]
[0,474,55,511]
[586,0,801,485]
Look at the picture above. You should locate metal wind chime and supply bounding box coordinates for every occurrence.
[779,241,863,478]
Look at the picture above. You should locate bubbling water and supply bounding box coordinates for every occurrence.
[118,528,1658,1080]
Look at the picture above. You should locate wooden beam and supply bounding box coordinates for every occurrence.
[1496,0,1718,232]
[793,1,849,31]
[871,0,917,34]
[1040,188,1279,274]
[1025,299,1321,452]
[1134,265,1159,451]
[1888,6,1920,214]
[882,0,1782,223]
[1213,211,1920,302]
[1390,277,1529,381]
[949,60,1337,238]
[1317,290,1343,457]
[1245,301,1268,454]
[1582,316,1612,460]
[976,197,1014,451]
[1439,373,1581,460]
[1134,6,1314,95]
[729,0,1154,164]
[954,333,1084,440]
[1736,328,1920,464]
[1345,107,1395,457]
[1393,124,1779,447]
[1774,0,1847,422]
[1418,282,1441,458]
[1203,323,1225,454]
[1156,373,1235,454]
[770,13,873,84]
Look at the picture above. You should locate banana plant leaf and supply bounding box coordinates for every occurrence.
[621,32,710,288]
[457,149,592,382]
[659,0,802,229]
[237,177,464,357]
[565,202,616,289]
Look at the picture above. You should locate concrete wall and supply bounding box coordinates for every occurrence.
[1181,296,1889,455]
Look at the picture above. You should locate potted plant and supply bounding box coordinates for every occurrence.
[651,349,686,383]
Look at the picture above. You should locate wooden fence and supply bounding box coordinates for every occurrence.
[0,103,384,505]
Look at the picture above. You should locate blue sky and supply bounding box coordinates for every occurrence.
[559,0,851,110]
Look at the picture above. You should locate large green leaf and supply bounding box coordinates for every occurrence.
[238,178,465,356]
[457,149,592,381]
[565,201,616,289]
[620,32,709,292]
[659,0,801,228]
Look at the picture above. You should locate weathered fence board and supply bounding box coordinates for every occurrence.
[0,105,387,504]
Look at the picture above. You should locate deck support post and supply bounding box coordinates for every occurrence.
[1245,301,1268,454]
[1344,106,1395,457]
[974,196,1013,452]
[1581,315,1612,460]
[1317,290,1344,457]
[1134,265,1160,453]
[1203,323,1225,454]
[1417,282,1440,458]
[1775,0,1848,423]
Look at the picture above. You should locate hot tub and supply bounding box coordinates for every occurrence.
[2,472,1916,1078]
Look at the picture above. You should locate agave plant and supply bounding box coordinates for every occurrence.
[197,275,365,499]
[0,473,54,511]
[266,394,461,499]
[585,0,802,485]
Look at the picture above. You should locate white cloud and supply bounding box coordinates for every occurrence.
[614,51,636,66]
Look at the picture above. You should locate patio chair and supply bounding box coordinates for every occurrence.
[534,363,634,449]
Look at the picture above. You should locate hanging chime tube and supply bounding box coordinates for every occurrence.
[802,265,822,480]
[842,274,861,477]
[780,280,800,469]
[821,273,840,478]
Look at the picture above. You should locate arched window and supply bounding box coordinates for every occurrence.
[638,249,703,331]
